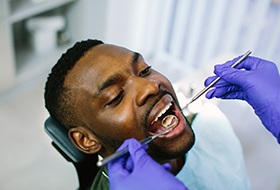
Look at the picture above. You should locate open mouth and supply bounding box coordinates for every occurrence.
[148,102,179,135]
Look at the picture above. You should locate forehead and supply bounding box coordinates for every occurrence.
[64,44,134,89]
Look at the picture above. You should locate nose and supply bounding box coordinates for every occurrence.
[134,77,160,106]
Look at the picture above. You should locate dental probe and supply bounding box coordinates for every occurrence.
[182,50,252,110]
[96,124,174,167]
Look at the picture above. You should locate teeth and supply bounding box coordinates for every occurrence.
[151,103,172,125]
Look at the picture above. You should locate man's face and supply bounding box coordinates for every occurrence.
[65,44,194,162]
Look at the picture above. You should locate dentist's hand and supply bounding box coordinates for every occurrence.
[108,138,188,190]
[205,56,280,142]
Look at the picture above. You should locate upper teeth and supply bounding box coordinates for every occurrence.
[151,102,172,125]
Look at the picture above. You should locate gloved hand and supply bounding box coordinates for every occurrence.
[108,138,188,190]
[204,56,280,142]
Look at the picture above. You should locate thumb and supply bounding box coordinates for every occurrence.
[124,138,144,171]
[128,140,150,166]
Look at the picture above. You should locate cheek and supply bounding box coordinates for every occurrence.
[95,107,142,139]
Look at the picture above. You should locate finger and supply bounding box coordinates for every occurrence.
[162,162,172,171]
[220,91,245,100]
[116,138,133,151]
[215,55,252,71]
[221,56,263,71]
[241,56,263,70]
[204,76,218,86]
[123,138,152,171]
[205,89,216,99]
[208,86,243,100]
[205,78,231,92]
[216,55,244,69]
[123,138,142,171]
[108,138,138,175]
[108,153,130,177]
[215,65,249,86]
[127,140,154,171]
[127,139,147,160]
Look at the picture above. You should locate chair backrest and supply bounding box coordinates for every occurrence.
[44,117,99,190]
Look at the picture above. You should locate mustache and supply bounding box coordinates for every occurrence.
[142,90,177,130]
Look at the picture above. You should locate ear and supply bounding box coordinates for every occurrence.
[68,126,102,154]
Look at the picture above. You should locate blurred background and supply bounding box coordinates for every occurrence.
[0,0,280,189]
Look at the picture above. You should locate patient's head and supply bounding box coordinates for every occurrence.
[45,39,195,163]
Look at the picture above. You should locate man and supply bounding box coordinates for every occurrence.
[45,39,249,189]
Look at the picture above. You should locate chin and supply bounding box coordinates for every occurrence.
[147,131,195,161]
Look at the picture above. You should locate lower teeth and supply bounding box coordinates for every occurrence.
[162,115,178,128]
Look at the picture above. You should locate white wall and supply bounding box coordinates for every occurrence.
[104,0,280,82]
[103,0,150,54]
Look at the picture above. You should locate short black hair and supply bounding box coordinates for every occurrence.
[44,39,103,128]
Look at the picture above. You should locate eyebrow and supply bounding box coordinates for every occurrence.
[94,52,140,97]
[131,52,140,66]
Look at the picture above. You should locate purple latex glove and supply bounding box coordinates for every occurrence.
[108,138,188,190]
[204,56,280,143]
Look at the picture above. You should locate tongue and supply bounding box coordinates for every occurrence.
[162,115,178,128]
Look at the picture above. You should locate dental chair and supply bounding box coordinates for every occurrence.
[44,117,99,190]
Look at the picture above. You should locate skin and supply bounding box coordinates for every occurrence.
[64,44,195,174]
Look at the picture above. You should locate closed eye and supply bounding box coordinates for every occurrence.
[106,90,124,106]
[139,66,152,77]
